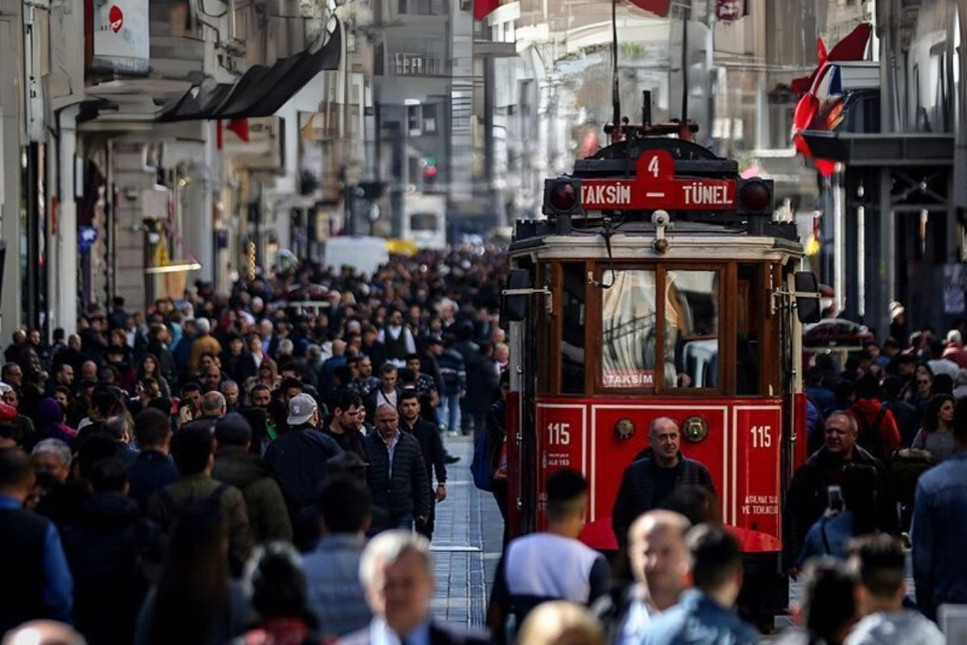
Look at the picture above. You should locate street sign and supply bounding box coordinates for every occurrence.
[579,149,736,211]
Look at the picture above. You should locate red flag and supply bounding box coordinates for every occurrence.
[227,118,250,142]
[628,0,669,15]
[474,0,499,20]
[791,22,872,95]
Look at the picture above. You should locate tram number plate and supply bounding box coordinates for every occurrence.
[548,422,571,446]
[750,425,772,448]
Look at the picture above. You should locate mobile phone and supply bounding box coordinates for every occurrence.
[827,485,843,512]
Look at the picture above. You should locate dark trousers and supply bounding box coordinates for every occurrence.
[416,495,436,540]
[492,479,509,548]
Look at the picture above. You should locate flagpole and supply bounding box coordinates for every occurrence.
[611,0,620,143]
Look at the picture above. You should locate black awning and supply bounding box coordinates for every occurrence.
[158,22,341,122]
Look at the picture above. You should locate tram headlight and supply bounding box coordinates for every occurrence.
[737,178,773,214]
[614,418,636,441]
[543,178,583,217]
[682,416,708,443]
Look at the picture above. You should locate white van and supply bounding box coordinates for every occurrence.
[323,236,389,277]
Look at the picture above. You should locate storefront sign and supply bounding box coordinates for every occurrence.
[92,0,150,74]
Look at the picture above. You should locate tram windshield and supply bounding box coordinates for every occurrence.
[601,269,719,389]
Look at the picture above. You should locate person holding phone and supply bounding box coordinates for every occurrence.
[783,412,898,579]
[797,464,878,566]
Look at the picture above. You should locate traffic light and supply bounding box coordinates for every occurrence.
[422,156,438,187]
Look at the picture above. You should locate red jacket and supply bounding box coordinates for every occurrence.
[848,399,901,461]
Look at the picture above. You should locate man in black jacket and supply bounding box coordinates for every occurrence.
[399,391,447,539]
[611,417,715,548]
[266,393,343,517]
[783,411,898,577]
[364,403,430,530]
[321,390,367,460]
[127,408,179,511]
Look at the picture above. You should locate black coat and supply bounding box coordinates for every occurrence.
[363,430,431,520]
[402,416,447,487]
[61,492,160,645]
[611,449,715,547]
[127,450,180,511]
[265,425,344,515]
[782,444,898,567]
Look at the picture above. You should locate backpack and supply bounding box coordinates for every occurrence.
[855,407,887,459]
[471,431,494,492]
[155,482,230,531]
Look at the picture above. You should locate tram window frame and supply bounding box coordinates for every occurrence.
[662,267,725,394]
[559,261,587,395]
[536,263,555,396]
[735,263,767,396]
[591,262,727,396]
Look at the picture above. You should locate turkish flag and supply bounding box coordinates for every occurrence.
[227,118,250,142]
[474,0,499,20]
[628,0,670,16]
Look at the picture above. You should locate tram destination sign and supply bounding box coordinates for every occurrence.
[580,150,736,211]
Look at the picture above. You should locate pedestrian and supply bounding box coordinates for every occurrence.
[847,374,901,462]
[487,469,610,639]
[911,396,967,620]
[146,425,254,577]
[435,336,466,436]
[797,463,878,565]
[639,524,758,645]
[398,390,447,540]
[517,601,607,645]
[213,412,293,543]
[845,534,944,645]
[784,411,898,578]
[341,530,490,644]
[264,393,343,517]
[233,542,319,645]
[773,557,857,645]
[910,393,957,461]
[364,363,401,421]
[1,621,87,645]
[611,417,715,548]
[135,503,251,645]
[303,476,373,639]
[127,408,179,511]
[321,390,367,459]
[604,510,691,644]
[362,403,430,531]
[0,447,73,634]
[60,457,157,645]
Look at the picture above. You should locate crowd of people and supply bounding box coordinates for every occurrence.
[0,248,508,644]
[1,243,966,645]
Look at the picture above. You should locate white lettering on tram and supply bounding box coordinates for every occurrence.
[682,183,730,206]
[582,183,631,206]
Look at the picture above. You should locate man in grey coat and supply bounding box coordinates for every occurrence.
[303,476,373,640]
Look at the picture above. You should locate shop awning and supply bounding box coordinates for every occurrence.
[158,22,341,122]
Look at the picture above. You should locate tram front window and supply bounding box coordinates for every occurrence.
[601,270,665,388]
[561,262,586,393]
[666,270,719,388]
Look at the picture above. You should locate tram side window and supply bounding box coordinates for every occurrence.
[666,270,719,389]
[737,265,763,395]
[561,263,586,393]
[601,270,659,389]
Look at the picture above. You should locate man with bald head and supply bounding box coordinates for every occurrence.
[617,510,692,643]
[363,403,430,530]
[612,417,715,548]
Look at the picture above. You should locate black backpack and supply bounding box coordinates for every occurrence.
[856,407,887,459]
[155,483,230,532]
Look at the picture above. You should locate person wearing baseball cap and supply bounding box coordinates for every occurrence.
[265,393,343,517]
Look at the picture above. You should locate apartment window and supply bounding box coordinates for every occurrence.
[422,104,438,133]
[407,105,421,135]
[375,43,384,76]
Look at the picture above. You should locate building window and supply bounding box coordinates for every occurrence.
[407,105,421,136]
[422,104,437,133]
[398,0,407,13]
[375,43,384,76]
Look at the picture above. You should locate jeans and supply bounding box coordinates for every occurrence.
[392,512,414,531]
[439,393,461,434]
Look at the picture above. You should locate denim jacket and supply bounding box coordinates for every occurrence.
[912,451,967,620]
[640,589,758,645]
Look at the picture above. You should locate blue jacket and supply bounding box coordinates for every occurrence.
[912,451,967,619]
[798,511,855,567]
[640,589,758,645]
[0,494,72,629]
[303,533,371,638]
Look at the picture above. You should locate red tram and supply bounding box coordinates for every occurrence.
[502,124,821,618]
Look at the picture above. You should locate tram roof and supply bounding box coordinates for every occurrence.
[509,228,803,262]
